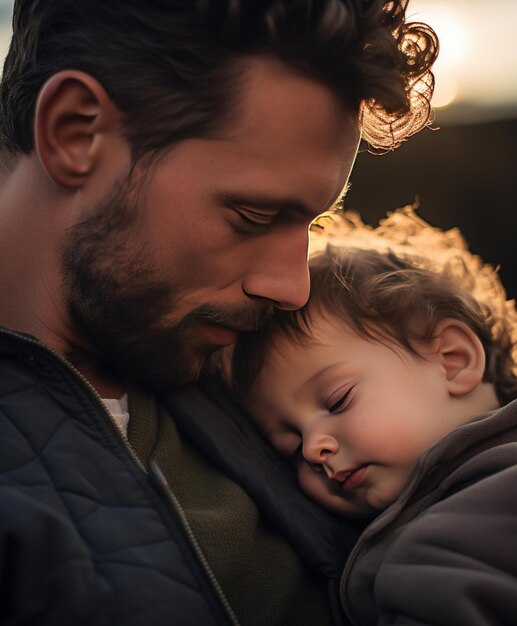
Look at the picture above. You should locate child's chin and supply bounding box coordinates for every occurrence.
[318,494,378,519]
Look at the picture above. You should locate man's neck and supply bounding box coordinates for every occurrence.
[0,158,125,399]
[61,341,126,398]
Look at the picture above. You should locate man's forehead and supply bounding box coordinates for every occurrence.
[220,56,360,149]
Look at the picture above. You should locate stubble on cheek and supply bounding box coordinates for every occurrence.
[60,170,271,389]
[60,175,191,387]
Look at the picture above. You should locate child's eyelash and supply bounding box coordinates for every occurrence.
[328,387,354,413]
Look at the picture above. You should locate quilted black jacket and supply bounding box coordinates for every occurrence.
[0,328,236,625]
[0,327,361,625]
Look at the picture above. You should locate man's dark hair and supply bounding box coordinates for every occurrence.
[0,0,437,165]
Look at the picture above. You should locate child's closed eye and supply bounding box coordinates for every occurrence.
[327,386,354,413]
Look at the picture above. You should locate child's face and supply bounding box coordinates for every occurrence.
[248,312,460,518]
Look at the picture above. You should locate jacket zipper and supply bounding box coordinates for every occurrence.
[1,327,239,626]
[150,461,241,626]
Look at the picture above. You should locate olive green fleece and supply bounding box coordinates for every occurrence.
[127,388,332,626]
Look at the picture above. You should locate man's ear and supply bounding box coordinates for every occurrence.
[431,318,486,396]
[34,70,121,188]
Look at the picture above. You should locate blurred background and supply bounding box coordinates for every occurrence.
[347,0,517,299]
[0,0,516,296]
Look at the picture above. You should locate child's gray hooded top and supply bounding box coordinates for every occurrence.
[341,398,517,626]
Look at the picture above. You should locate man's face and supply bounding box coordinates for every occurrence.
[62,58,360,389]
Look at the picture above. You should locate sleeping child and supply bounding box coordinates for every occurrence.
[231,207,517,626]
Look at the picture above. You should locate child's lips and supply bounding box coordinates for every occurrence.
[338,464,368,493]
[320,463,369,494]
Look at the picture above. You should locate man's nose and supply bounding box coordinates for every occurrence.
[241,227,310,310]
[303,432,339,465]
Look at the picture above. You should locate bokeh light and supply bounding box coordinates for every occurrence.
[410,0,517,120]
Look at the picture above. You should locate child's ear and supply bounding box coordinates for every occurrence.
[431,318,486,396]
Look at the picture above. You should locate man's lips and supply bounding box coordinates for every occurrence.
[197,321,263,346]
[199,323,239,346]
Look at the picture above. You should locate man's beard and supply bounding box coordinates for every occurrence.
[61,173,270,390]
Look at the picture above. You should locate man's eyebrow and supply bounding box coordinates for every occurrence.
[217,191,321,220]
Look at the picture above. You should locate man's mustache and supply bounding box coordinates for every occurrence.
[185,303,273,333]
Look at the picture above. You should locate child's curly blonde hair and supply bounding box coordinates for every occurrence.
[233,206,517,406]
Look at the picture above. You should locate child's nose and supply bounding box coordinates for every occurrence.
[303,432,339,464]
